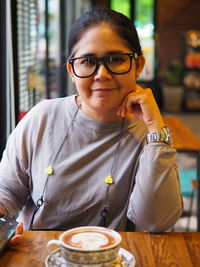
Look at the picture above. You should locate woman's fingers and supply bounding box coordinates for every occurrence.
[117,86,143,118]
[9,222,24,246]
[15,221,23,235]
[117,85,165,131]
[10,234,22,245]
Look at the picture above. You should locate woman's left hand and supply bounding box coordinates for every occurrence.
[116,84,165,132]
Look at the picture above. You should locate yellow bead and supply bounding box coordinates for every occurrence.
[104,176,114,184]
[45,166,54,175]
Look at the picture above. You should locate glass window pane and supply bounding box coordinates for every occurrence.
[135,0,154,32]
[135,0,155,81]
[110,0,131,18]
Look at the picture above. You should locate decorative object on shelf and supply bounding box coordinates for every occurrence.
[183,72,200,90]
[186,30,200,48]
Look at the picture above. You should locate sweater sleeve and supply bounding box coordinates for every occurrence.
[127,143,183,232]
[0,128,30,217]
[0,100,49,218]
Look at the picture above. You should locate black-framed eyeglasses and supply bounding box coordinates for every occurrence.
[68,53,138,78]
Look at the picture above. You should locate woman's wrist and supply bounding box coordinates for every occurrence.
[145,115,165,133]
[147,122,165,133]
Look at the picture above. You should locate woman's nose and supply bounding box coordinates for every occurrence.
[94,63,112,80]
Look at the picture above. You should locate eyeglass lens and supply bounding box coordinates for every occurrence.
[72,54,132,77]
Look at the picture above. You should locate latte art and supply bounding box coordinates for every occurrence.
[63,231,116,250]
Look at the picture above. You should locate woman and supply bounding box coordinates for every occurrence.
[0,8,182,242]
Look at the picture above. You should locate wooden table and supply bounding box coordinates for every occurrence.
[0,231,200,267]
[163,116,200,151]
[163,116,200,231]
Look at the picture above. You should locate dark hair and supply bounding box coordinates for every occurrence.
[67,7,143,58]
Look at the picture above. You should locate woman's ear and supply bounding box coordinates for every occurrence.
[135,55,145,79]
[66,63,75,83]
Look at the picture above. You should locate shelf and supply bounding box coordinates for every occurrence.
[184,67,200,72]
[183,87,200,91]
[183,91,200,111]
[182,30,200,112]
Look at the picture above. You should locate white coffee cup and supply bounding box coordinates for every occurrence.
[47,226,122,267]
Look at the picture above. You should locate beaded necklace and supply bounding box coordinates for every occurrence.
[29,104,125,229]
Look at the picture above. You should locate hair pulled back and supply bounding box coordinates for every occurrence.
[67,7,142,58]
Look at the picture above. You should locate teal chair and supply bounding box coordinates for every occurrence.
[179,168,196,231]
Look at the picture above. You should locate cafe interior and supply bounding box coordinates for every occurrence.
[0,1,200,265]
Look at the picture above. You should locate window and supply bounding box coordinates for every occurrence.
[16,0,92,121]
[110,0,155,81]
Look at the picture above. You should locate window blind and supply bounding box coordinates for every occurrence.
[17,0,41,114]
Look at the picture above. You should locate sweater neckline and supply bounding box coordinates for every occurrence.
[68,95,127,130]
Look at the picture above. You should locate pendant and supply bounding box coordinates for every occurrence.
[45,166,54,175]
[104,175,114,184]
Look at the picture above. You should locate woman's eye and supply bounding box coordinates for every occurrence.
[81,58,96,65]
[111,56,125,63]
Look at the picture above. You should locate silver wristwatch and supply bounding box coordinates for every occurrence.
[146,126,172,145]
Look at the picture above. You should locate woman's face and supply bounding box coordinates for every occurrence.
[67,23,144,121]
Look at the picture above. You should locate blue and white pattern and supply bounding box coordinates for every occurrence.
[45,248,136,267]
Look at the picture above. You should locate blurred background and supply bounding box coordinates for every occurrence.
[1,0,200,231]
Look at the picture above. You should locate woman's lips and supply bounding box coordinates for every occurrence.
[91,88,116,95]
[91,88,117,92]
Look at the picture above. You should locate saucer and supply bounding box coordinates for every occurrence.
[45,247,136,267]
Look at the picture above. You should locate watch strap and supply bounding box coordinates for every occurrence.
[146,126,172,145]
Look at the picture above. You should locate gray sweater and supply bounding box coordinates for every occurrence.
[0,95,182,231]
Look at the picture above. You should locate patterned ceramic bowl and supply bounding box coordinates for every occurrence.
[47,226,122,267]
